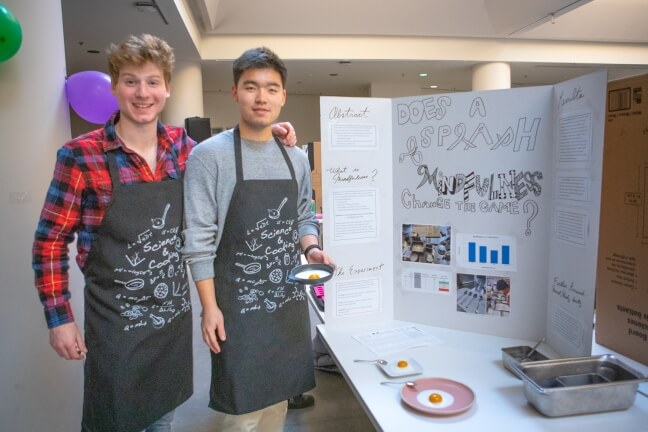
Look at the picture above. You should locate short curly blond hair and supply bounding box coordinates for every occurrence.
[106,34,175,86]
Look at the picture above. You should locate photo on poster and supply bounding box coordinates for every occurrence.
[456,273,511,317]
[402,224,451,265]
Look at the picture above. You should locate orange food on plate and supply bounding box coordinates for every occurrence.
[429,393,443,404]
[397,360,408,368]
[308,273,320,279]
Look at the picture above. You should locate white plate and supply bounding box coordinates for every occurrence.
[379,358,423,377]
[288,263,334,284]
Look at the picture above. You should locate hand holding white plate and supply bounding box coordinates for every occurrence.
[289,263,334,285]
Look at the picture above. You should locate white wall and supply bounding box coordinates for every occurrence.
[0,1,85,431]
[370,81,423,98]
[203,91,322,144]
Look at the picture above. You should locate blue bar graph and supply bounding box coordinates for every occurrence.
[468,241,511,265]
[502,245,510,265]
[479,246,487,263]
[490,250,498,264]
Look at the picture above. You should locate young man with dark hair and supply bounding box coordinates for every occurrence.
[183,46,334,430]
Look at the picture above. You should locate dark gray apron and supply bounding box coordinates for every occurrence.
[209,127,314,415]
[81,150,193,432]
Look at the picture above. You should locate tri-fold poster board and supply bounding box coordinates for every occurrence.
[320,70,607,358]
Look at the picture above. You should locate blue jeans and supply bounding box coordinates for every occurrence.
[143,409,175,432]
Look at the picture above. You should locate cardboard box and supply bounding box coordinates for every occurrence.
[310,141,323,214]
[595,74,648,365]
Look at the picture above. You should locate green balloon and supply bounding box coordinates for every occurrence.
[0,3,22,62]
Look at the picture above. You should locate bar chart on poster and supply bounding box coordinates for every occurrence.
[455,233,517,271]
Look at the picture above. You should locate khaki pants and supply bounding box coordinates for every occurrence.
[218,401,288,432]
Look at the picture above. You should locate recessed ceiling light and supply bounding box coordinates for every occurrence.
[429,85,438,89]
[134,1,157,13]
[419,73,428,77]
[133,0,168,24]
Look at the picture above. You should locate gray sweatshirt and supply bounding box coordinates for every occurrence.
[182,129,318,282]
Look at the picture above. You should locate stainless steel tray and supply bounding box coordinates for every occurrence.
[501,345,549,378]
[513,354,647,417]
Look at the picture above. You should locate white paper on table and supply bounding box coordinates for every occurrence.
[352,325,441,357]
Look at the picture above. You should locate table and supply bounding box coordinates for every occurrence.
[317,320,648,432]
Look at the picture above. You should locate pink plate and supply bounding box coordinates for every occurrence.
[400,377,475,415]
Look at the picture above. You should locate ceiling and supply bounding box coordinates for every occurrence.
[62,0,648,97]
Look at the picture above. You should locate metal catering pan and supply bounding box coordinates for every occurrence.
[512,354,647,417]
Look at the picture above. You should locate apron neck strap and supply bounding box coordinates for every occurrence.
[234,126,296,182]
[106,151,122,187]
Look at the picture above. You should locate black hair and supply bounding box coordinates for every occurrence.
[233,47,287,88]
[496,279,510,291]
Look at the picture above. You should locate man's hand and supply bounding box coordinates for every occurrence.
[272,122,297,147]
[306,248,336,269]
[49,322,87,360]
[201,306,226,354]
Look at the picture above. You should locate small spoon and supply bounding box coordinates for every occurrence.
[354,359,388,365]
[381,380,417,389]
[521,337,545,362]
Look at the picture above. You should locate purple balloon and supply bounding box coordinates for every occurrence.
[66,71,118,124]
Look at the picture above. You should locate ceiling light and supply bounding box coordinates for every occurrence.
[133,0,168,24]
[134,1,156,12]
[429,85,438,89]
[419,73,428,77]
